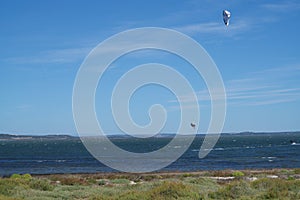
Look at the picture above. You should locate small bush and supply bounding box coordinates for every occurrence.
[148,181,199,199]
[181,173,193,178]
[294,168,300,174]
[189,177,210,185]
[10,174,21,179]
[189,177,220,195]
[59,176,86,185]
[232,171,245,178]
[141,175,161,182]
[116,190,144,200]
[210,170,232,177]
[251,178,282,190]
[87,178,97,184]
[0,176,32,196]
[9,173,32,182]
[281,169,294,175]
[252,178,300,199]
[21,174,32,181]
[0,194,20,200]
[110,178,130,184]
[209,180,253,199]
[89,196,108,200]
[0,179,17,196]
[29,179,54,191]
[98,180,106,186]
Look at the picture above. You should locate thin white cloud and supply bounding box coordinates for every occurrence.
[175,22,223,34]
[262,1,300,12]
[5,47,91,64]
[228,88,300,104]
[249,64,300,77]
[241,97,299,106]
[173,19,249,36]
[169,64,300,108]
[227,83,300,106]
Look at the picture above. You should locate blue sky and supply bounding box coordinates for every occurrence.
[1,0,300,135]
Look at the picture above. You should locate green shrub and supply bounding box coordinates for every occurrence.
[190,178,207,185]
[232,171,245,178]
[10,174,21,179]
[21,174,32,181]
[0,194,20,200]
[0,176,32,196]
[148,181,199,200]
[141,175,161,182]
[294,168,300,174]
[87,178,97,184]
[281,169,294,175]
[59,176,86,185]
[210,170,232,177]
[251,178,280,190]
[9,174,31,182]
[29,179,54,191]
[116,190,144,200]
[181,173,193,178]
[209,180,253,199]
[0,179,17,196]
[110,178,130,184]
[98,179,106,186]
[251,178,300,199]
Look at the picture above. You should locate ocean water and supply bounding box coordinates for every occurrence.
[0,133,299,176]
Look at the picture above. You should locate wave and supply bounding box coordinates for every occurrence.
[190,143,296,152]
[291,143,300,146]
[35,159,67,163]
[261,157,277,159]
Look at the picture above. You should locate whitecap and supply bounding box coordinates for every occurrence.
[214,148,224,151]
[55,160,66,163]
[291,143,300,145]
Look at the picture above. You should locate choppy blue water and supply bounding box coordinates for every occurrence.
[0,133,299,176]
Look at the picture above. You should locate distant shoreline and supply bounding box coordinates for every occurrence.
[1,131,300,140]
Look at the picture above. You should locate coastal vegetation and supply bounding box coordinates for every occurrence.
[0,169,300,199]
